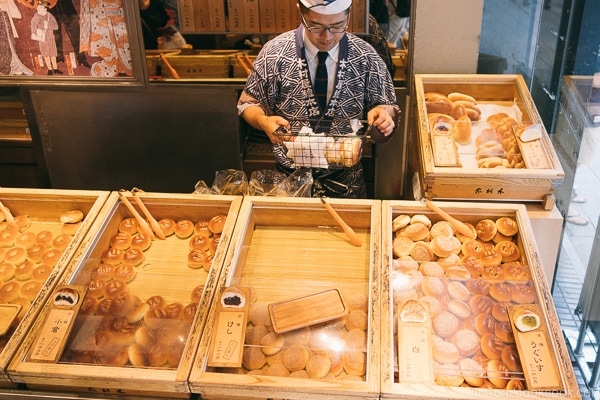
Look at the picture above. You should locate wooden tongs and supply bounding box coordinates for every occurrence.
[0,199,15,224]
[320,197,362,247]
[421,198,476,239]
[236,53,253,77]
[118,189,165,240]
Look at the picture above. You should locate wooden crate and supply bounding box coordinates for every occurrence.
[146,50,256,79]
[8,192,242,398]
[414,74,564,207]
[0,188,109,386]
[189,196,381,400]
[380,200,580,399]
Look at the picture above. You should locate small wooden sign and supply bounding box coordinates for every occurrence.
[27,285,87,363]
[268,288,349,334]
[397,299,434,383]
[509,304,563,391]
[0,304,21,336]
[207,287,251,368]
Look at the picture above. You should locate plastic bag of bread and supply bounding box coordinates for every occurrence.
[248,169,313,197]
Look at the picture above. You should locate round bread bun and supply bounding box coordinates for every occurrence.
[5,246,27,265]
[113,264,136,283]
[165,302,185,319]
[452,328,480,357]
[34,230,52,248]
[119,217,138,235]
[242,346,267,371]
[452,115,472,145]
[260,331,284,356]
[188,250,211,270]
[80,295,99,315]
[432,311,459,338]
[400,222,430,242]
[182,302,198,322]
[480,334,504,360]
[447,299,471,320]
[445,265,471,280]
[208,214,227,234]
[495,241,521,263]
[469,294,495,315]
[158,218,176,237]
[489,282,513,302]
[190,285,204,304]
[104,279,127,298]
[126,302,150,324]
[95,298,113,316]
[306,354,331,378]
[429,221,454,238]
[392,214,410,232]
[475,219,497,242]
[26,245,44,263]
[410,241,434,262]
[91,263,114,281]
[466,277,490,295]
[52,233,72,251]
[460,255,483,277]
[487,359,510,389]
[189,235,211,252]
[459,357,485,387]
[435,363,464,387]
[345,328,367,350]
[343,349,366,376]
[431,235,455,258]
[146,295,166,308]
[482,264,505,282]
[111,232,132,250]
[130,233,152,251]
[15,231,36,249]
[410,214,432,228]
[345,309,368,331]
[503,262,531,282]
[193,220,211,237]
[461,239,485,259]
[495,321,515,344]
[32,264,52,282]
[87,279,106,299]
[122,248,144,266]
[496,217,519,237]
[0,281,21,302]
[101,248,123,266]
[511,283,536,304]
[346,292,368,312]
[109,291,135,316]
[506,378,526,390]
[282,346,309,372]
[61,221,81,236]
[0,225,19,247]
[60,210,84,224]
[480,244,502,267]
[420,261,445,277]
[421,276,446,298]
[392,236,415,258]
[175,220,194,239]
[501,344,522,372]
[447,281,470,302]
[419,295,442,317]
[491,301,510,322]
[20,280,42,301]
[0,261,16,281]
[42,248,62,266]
[433,340,460,364]
[14,260,35,280]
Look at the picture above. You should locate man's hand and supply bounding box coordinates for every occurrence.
[367,105,396,137]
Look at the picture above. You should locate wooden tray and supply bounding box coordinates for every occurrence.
[0,188,109,386]
[414,74,564,207]
[8,191,242,398]
[379,200,580,399]
[189,196,381,400]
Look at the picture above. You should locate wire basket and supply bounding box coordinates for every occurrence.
[273,119,373,169]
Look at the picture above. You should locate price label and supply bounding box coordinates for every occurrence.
[518,139,552,169]
[397,300,434,383]
[432,135,461,167]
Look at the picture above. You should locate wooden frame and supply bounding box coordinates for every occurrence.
[0,0,146,86]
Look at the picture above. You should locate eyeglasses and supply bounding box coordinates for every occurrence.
[300,12,349,34]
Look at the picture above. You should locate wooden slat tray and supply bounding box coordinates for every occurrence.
[414,74,564,205]
[379,200,580,400]
[0,188,109,386]
[8,191,242,398]
[189,196,381,400]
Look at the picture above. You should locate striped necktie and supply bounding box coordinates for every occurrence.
[314,51,329,111]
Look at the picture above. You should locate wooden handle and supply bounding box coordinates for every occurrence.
[236,54,251,76]
[0,200,14,223]
[119,192,155,239]
[321,198,362,247]
[160,53,180,79]
[132,192,166,240]
[423,199,476,239]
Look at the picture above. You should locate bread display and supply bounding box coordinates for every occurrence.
[390,212,535,391]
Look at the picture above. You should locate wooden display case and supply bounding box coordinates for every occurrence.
[380,200,579,399]
[0,188,109,386]
[8,191,242,398]
[146,50,256,80]
[414,74,564,207]
[188,196,381,400]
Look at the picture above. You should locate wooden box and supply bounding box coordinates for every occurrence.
[189,196,381,400]
[8,191,242,398]
[0,188,109,386]
[414,74,564,207]
[146,50,256,80]
[380,200,579,399]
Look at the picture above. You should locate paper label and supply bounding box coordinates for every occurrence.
[432,135,461,167]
